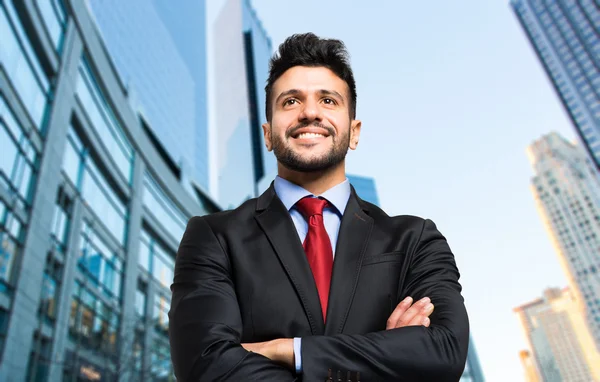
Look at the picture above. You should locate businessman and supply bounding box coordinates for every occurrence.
[169,33,469,381]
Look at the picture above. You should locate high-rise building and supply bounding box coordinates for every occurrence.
[528,132,600,347]
[460,337,485,381]
[87,0,210,192]
[519,350,541,382]
[511,0,600,170]
[0,0,219,380]
[213,0,274,209]
[514,288,600,381]
[347,174,381,207]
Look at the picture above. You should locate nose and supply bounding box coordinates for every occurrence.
[298,98,323,122]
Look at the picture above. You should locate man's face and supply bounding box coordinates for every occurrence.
[263,66,361,173]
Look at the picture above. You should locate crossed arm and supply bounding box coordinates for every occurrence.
[169,217,469,381]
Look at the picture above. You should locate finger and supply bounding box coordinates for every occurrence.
[393,297,431,328]
[407,303,434,326]
[386,296,413,329]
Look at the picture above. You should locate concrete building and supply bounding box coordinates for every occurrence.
[528,132,600,347]
[0,0,218,380]
[514,288,600,381]
[213,0,274,209]
[511,0,600,170]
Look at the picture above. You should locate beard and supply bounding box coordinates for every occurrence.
[271,122,351,173]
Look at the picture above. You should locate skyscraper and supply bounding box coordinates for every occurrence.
[514,288,600,381]
[527,132,600,348]
[511,0,600,169]
[213,0,274,209]
[0,0,219,379]
[347,174,381,207]
[88,0,210,192]
[460,337,486,382]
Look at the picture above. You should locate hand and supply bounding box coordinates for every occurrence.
[386,296,434,330]
[242,338,294,369]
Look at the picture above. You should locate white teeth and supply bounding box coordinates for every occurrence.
[297,132,325,139]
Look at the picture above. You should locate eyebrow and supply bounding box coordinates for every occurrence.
[275,89,346,104]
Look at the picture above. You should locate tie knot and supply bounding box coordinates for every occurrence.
[295,197,330,219]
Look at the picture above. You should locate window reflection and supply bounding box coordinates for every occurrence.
[142,173,188,242]
[35,0,66,50]
[0,2,49,129]
[75,60,134,184]
[139,228,175,289]
[69,281,120,357]
[79,222,124,301]
[0,95,39,204]
[62,126,128,245]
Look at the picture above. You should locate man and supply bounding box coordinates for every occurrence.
[170,33,469,381]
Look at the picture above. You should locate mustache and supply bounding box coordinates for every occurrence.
[286,122,335,138]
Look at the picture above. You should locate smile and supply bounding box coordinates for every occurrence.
[295,132,327,139]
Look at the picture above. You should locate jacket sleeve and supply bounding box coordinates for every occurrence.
[169,216,297,381]
[300,219,469,381]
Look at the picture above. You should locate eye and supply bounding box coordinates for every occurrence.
[322,98,337,105]
[283,98,298,106]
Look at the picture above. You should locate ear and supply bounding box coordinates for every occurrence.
[262,122,273,151]
[348,119,362,150]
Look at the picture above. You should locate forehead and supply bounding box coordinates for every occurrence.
[273,66,349,96]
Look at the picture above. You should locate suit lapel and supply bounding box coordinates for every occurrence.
[325,187,373,335]
[254,184,325,335]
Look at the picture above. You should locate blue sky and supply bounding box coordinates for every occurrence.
[206,1,575,380]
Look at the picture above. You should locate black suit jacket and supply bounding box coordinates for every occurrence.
[169,184,469,381]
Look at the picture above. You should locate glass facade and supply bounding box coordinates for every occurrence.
[1,0,50,130]
[75,59,134,184]
[78,221,124,301]
[215,0,273,208]
[63,126,129,245]
[35,0,66,51]
[512,0,600,169]
[88,0,210,191]
[142,173,188,243]
[0,0,217,379]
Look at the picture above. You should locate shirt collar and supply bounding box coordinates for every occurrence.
[274,175,351,215]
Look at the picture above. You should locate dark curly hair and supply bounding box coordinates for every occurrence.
[265,33,357,121]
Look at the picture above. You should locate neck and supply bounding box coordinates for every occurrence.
[277,161,347,195]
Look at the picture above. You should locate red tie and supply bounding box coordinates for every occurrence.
[295,197,334,321]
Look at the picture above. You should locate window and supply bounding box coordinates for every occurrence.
[150,339,173,381]
[50,188,72,252]
[139,228,175,289]
[135,282,146,319]
[0,198,24,291]
[78,222,124,301]
[35,0,66,51]
[26,333,52,382]
[153,293,170,335]
[39,253,62,323]
[69,281,119,358]
[142,173,188,242]
[0,95,39,205]
[62,126,128,245]
[0,1,50,129]
[75,59,134,184]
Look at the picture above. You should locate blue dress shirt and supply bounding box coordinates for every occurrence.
[273,176,351,374]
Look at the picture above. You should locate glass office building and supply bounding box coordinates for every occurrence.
[461,337,485,381]
[214,0,274,209]
[87,0,210,192]
[347,174,381,207]
[511,0,600,170]
[0,0,219,380]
